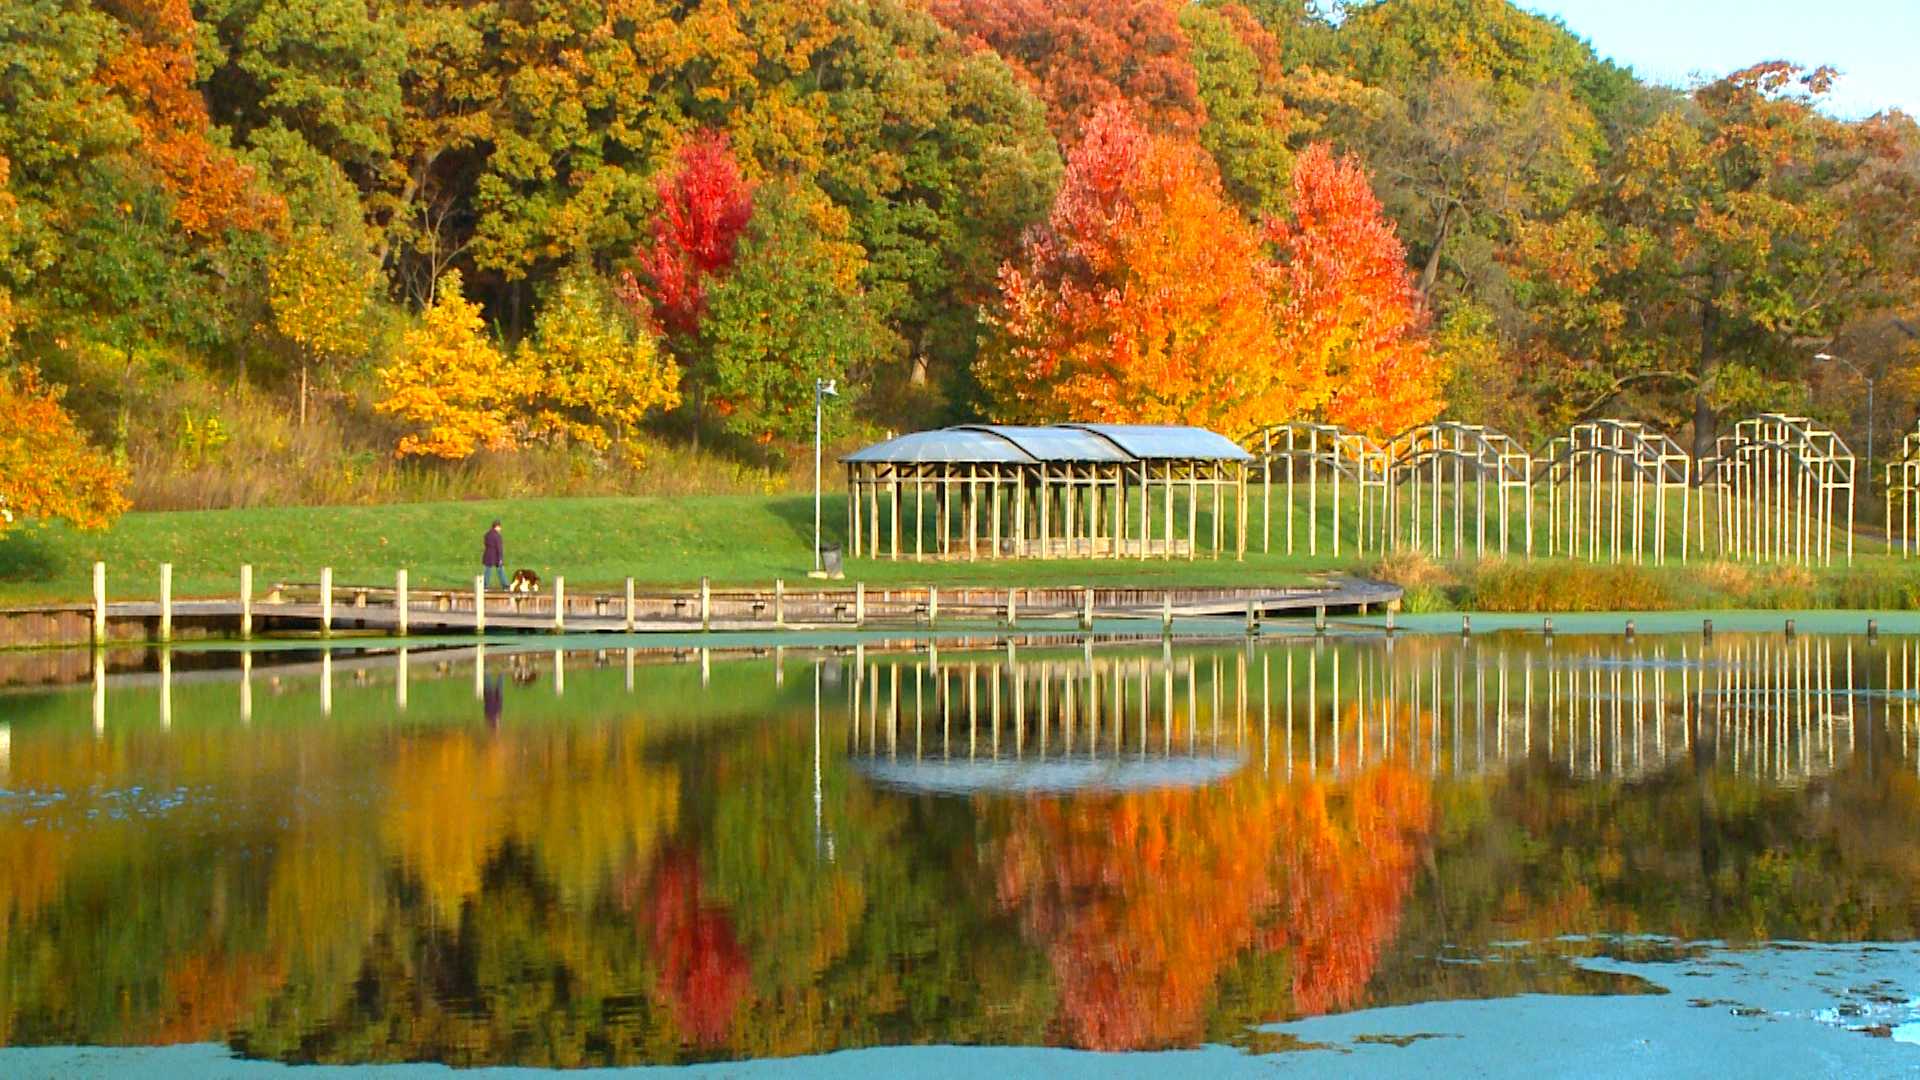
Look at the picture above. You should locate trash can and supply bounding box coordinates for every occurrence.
[819,543,844,578]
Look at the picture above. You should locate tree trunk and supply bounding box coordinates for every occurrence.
[299,361,310,428]
[1417,202,1455,301]
[1691,280,1722,463]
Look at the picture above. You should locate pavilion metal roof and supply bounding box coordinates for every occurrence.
[844,423,1250,465]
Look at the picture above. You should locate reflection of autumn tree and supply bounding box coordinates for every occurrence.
[381,726,680,921]
[991,763,1431,1049]
[639,846,749,1048]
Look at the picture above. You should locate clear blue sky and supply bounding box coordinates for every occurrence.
[1520,0,1918,119]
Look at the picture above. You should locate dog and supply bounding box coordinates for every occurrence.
[508,568,542,593]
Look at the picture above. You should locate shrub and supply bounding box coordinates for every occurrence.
[1464,559,1673,613]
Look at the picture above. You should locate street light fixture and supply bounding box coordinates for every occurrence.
[1814,352,1874,511]
[812,378,838,575]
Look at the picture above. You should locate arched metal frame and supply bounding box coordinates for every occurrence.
[1699,413,1854,567]
[1383,423,1533,560]
[1886,424,1920,557]
[1243,423,1390,558]
[1537,420,1692,565]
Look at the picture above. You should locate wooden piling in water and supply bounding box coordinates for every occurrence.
[474,576,486,635]
[700,577,711,631]
[319,567,333,638]
[92,562,106,648]
[855,582,866,627]
[159,563,173,644]
[624,578,636,632]
[928,586,939,626]
[240,564,254,641]
[553,576,566,633]
[773,579,785,627]
[395,568,408,638]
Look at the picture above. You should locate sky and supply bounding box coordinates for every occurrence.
[1519,0,1919,119]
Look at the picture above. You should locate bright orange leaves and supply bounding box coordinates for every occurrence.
[1267,144,1447,439]
[993,761,1432,1050]
[977,103,1293,433]
[978,106,1446,438]
[0,365,129,532]
[96,0,283,237]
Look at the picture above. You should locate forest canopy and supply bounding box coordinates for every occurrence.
[0,0,1915,514]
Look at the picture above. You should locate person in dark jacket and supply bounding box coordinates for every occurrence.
[482,520,508,590]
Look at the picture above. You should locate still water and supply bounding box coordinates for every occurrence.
[2,630,1920,1073]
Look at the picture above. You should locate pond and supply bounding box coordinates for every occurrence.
[2,628,1919,1076]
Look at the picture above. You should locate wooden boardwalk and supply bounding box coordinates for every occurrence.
[1,577,1400,648]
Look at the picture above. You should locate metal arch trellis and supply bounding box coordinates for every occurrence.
[1536,420,1693,566]
[1700,413,1854,567]
[1243,423,1390,558]
[1888,423,1920,556]
[1383,422,1533,560]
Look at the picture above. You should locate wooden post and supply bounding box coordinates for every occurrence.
[774,579,785,626]
[625,577,637,632]
[240,564,254,641]
[1162,593,1173,634]
[1245,599,1257,635]
[553,576,566,633]
[699,576,711,631]
[1080,586,1094,631]
[394,568,407,638]
[159,562,173,644]
[474,575,486,635]
[1006,588,1017,627]
[91,562,107,648]
[855,581,866,627]
[319,566,333,638]
[928,586,939,626]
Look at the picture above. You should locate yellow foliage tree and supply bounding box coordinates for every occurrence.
[376,271,524,460]
[267,225,376,426]
[517,266,680,451]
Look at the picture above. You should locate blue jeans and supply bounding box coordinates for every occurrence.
[484,565,509,590]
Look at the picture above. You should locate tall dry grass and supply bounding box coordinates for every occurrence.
[120,378,833,510]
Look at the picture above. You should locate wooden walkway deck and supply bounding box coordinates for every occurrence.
[0,578,1401,649]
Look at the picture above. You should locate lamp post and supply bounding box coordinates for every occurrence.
[813,378,838,574]
[1815,351,1873,512]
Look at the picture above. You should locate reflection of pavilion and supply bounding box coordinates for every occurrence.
[837,636,1899,792]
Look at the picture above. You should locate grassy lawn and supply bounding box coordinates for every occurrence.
[0,493,1343,605]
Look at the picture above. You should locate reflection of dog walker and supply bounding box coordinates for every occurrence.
[508,569,542,593]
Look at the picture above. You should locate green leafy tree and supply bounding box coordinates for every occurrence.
[697,183,888,442]
[517,264,680,450]
[267,223,375,425]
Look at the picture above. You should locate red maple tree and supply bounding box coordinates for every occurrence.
[619,131,756,337]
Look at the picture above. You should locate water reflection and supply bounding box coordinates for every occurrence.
[1,633,1918,1065]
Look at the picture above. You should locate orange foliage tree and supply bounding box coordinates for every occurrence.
[376,271,525,460]
[95,0,283,237]
[976,103,1299,433]
[928,0,1202,144]
[1263,143,1446,439]
[0,366,129,533]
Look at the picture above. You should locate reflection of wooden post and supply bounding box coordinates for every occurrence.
[394,568,407,638]
[92,562,107,648]
[159,563,174,644]
[240,564,254,640]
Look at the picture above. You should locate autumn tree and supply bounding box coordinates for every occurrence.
[518,265,680,450]
[928,0,1204,145]
[376,271,522,460]
[977,103,1297,432]
[1264,143,1446,437]
[268,224,375,425]
[0,366,129,533]
[1512,63,1918,448]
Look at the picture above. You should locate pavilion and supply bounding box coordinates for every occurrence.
[841,424,1252,561]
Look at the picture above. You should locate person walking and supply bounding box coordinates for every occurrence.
[482,520,509,591]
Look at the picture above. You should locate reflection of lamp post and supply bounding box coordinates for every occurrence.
[812,378,838,575]
[1815,351,1874,511]
[812,660,834,864]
